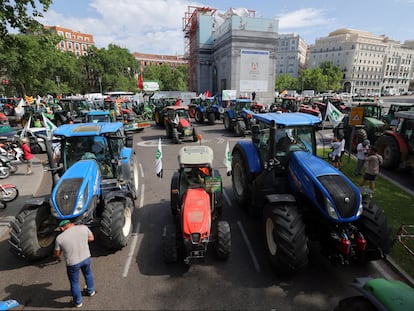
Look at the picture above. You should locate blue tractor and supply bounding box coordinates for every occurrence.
[222,98,254,136]
[191,96,221,125]
[9,122,138,260]
[230,112,391,274]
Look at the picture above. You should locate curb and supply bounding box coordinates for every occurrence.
[385,256,414,287]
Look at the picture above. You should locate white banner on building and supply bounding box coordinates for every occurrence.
[240,49,269,92]
[222,90,237,100]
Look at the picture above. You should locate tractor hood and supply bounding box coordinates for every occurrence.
[288,151,362,222]
[182,188,211,238]
[51,159,101,219]
[364,117,384,127]
[179,118,190,128]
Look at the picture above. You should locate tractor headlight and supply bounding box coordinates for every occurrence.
[356,194,363,217]
[74,194,84,214]
[326,198,339,220]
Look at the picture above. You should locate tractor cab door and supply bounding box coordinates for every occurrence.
[401,119,414,153]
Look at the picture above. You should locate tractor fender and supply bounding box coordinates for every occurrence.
[103,190,133,205]
[233,141,262,174]
[226,109,235,120]
[382,131,409,154]
[197,106,205,113]
[265,193,296,204]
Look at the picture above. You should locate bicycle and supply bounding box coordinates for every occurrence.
[0,183,19,209]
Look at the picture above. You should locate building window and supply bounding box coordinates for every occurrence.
[60,41,65,48]
[67,42,72,49]
[58,31,63,36]
[77,36,83,40]
[66,32,71,38]
[75,43,80,50]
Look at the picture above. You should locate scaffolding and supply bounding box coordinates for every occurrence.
[182,6,216,92]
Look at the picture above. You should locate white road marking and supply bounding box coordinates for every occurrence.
[122,222,141,277]
[139,162,144,178]
[139,184,145,209]
[237,221,261,273]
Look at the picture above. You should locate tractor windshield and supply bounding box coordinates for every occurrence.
[274,126,314,159]
[62,135,114,178]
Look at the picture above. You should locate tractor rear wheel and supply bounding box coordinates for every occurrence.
[207,112,215,125]
[170,172,180,216]
[375,135,400,169]
[216,221,231,260]
[235,120,246,137]
[162,224,178,263]
[334,296,376,311]
[9,206,56,260]
[192,128,198,142]
[349,128,368,152]
[195,110,204,123]
[263,203,309,274]
[356,200,391,262]
[223,114,231,130]
[100,198,133,249]
[172,128,180,144]
[231,151,251,210]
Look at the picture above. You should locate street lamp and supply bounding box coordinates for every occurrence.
[98,76,102,94]
[55,76,61,95]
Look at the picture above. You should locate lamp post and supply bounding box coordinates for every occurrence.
[55,76,61,95]
[98,76,102,94]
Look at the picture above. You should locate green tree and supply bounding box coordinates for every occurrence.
[275,74,298,92]
[319,61,342,92]
[0,0,52,37]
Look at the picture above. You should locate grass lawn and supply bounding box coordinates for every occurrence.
[319,149,414,279]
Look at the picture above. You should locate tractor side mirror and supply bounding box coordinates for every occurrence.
[252,125,260,144]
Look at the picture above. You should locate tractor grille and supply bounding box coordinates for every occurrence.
[317,175,358,218]
[55,178,83,216]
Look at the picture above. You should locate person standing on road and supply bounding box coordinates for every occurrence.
[330,136,342,169]
[360,146,383,196]
[54,220,96,308]
[21,137,34,175]
[354,139,370,176]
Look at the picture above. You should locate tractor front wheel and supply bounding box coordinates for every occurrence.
[195,110,204,123]
[207,112,215,125]
[9,206,56,260]
[216,221,231,260]
[172,128,180,144]
[162,224,178,263]
[235,120,246,137]
[263,203,309,274]
[375,135,400,169]
[356,201,391,262]
[223,114,232,130]
[231,151,250,210]
[100,198,133,249]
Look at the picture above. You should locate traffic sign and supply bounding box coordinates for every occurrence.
[349,107,364,126]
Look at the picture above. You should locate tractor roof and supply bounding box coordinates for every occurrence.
[178,145,213,167]
[253,112,321,126]
[54,122,123,137]
[395,110,414,120]
[87,110,110,116]
[164,105,188,111]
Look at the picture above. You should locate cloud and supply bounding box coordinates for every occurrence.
[277,8,333,30]
[40,0,194,54]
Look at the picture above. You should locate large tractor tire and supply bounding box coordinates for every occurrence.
[223,114,232,130]
[170,172,180,216]
[162,224,178,263]
[231,150,251,211]
[263,203,309,274]
[194,110,204,124]
[154,110,162,126]
[100,198,133,249]
[349,128,368,152]
[192,128,198,142]
[9,206,56,260]
[375,135,400,169]
[356,201,391,262]
[31,143,42,154]
[216,221,231,260]
[172,128,180,144]
[131,155,139,200]
[234,120,246,137]
[207,112,215,125]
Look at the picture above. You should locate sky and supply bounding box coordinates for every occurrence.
[37,0,414,55]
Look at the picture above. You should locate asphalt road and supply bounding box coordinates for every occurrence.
[0,116,410,310]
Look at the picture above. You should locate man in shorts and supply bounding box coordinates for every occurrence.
[360,146,383,196]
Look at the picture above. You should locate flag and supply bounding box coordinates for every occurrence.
[325,102,345,128]
[20,116,31,139]
[155,137,163,178]
[14,99,25,119]
[138,74,143,90]
[42,113,57,138]
[223,141,231,175]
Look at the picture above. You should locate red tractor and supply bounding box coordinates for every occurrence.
[164,106,198,144]
[162,145,231,264]
[375,110,414,171]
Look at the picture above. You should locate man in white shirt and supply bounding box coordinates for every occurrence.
[354,139,370,176]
